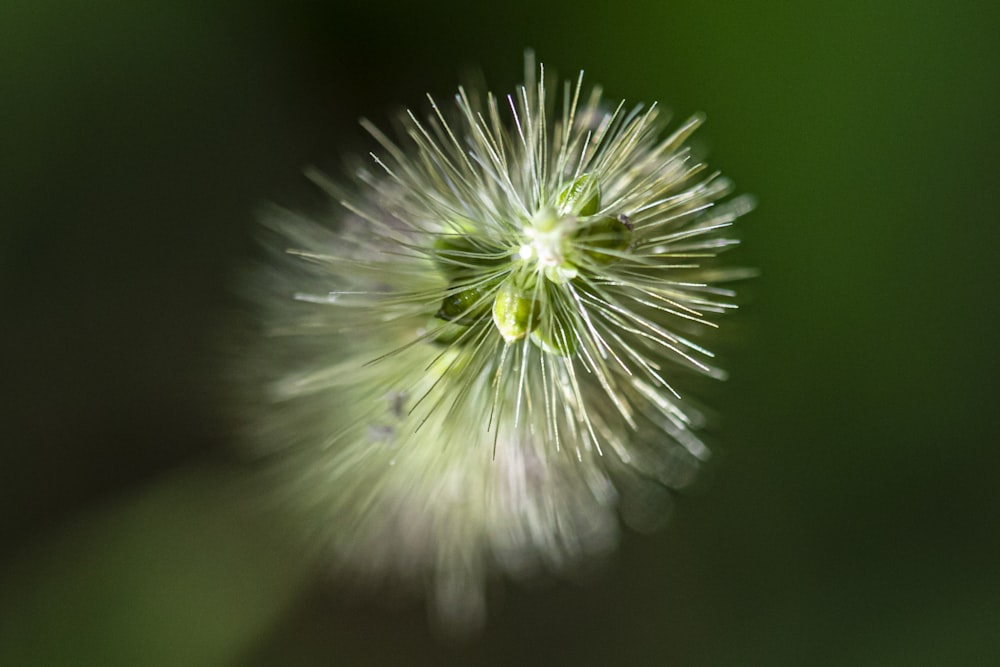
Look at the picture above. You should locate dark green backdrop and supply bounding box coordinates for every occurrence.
[2,1,998,664]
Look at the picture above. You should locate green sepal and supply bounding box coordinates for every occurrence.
[556,174,600,217]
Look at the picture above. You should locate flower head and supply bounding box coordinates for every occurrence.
[242,55,753,635]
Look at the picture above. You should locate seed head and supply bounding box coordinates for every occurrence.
[241,55,754,636]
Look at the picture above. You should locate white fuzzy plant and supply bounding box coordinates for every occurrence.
[241,55,754,635]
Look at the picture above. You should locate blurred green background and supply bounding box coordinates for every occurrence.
[2,0,998,664]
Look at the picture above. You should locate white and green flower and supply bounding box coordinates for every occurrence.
[242,56,754,634]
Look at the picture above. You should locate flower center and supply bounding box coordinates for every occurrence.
[519,208,579,283]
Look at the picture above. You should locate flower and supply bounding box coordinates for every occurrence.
[240,55,754,635]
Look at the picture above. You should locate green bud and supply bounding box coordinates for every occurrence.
[556,174,600,217]
[530,305,580,356]
[432,223,507,278]
[492,274,544,343]
[575,213,634,264]
[543,262,579,284]
[437,283,492,326]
